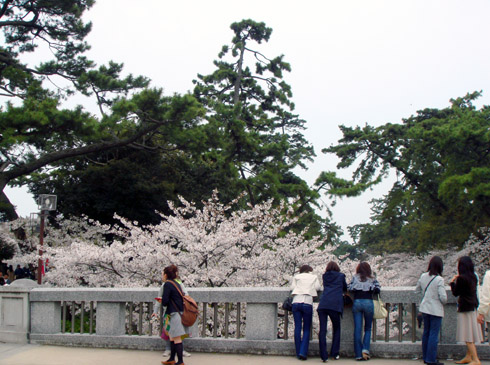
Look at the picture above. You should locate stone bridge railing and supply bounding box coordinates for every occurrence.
[0,280,489,360]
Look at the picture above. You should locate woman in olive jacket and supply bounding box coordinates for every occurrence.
[317,261,347,362]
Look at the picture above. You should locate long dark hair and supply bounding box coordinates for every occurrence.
[427,256,443,276]
[457,256,477,285]
[356,262,373,282]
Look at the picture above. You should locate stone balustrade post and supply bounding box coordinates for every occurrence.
[31,301,62,334]
[245,303,278,340]
[96,302,127,336]
[0,280,37,343]
[441,301,457,344]
[341,307,355,342]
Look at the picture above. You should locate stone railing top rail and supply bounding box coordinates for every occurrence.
[9,286,458,304]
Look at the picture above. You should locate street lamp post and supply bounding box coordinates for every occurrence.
[37,194,57,284]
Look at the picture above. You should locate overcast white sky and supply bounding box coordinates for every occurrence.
[6,0,490,239]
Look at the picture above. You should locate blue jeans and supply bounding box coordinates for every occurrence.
[318,309,341,361]
[422,313,442,363]
[352,299,374,359]
[292,302,313,359]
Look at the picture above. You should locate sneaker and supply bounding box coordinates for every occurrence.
[182,350,191,357]
[162,350,171,357]
[334,355,340,360]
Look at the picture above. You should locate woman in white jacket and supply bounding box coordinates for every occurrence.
[477,261,490,337]
[415,256,447,365]
[291,264,322,360]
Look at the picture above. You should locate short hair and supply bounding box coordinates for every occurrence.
[356,262,372,282]
[299,264,313,273]
[427,256,443,276]
[164,265,178,280]
[326,261,340,272]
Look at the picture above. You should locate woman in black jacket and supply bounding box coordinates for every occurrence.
[161,265,187,365]
[317,261,347,362]
[450,256,482,365]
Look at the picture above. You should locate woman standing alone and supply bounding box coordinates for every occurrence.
[415,256,447,365]
[161,265,188,365]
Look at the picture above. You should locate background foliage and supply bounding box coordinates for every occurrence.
[1,2,489,255]
[317,92,490,253]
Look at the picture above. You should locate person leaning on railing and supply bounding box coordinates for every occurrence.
[317,261,347,362]
[348,261,381,362]
[290,264,322,361]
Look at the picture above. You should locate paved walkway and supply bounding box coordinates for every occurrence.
[1,343,490,365]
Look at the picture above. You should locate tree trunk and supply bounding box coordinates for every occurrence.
[0,118,165,221]
[0,178,19,220]
[232,42,256,205]
[233,42,245,106]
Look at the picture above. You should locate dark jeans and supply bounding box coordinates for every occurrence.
[292,302,313,359]
[422,313,442,363]
[352,299,374,359]
[317,308,341,361]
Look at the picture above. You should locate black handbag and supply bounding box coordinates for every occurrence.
[343,293,353,308]
[282,293,293,311]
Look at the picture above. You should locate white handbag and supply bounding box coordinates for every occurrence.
[373,294,388,319]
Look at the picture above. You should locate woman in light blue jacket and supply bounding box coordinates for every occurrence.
[348,262,381,361]
[415,256,447,365]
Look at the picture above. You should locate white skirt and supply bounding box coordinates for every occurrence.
[456,311,483,344]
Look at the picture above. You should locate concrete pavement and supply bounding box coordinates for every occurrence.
[1,343,490,365]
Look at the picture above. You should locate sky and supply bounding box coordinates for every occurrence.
[5,0,490,239]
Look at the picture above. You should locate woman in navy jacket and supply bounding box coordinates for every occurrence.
[317,261,347,362]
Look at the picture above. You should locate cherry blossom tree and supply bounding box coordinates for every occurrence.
[9,192,338,287]
[5,194,489,289]
[378,227,490,286]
